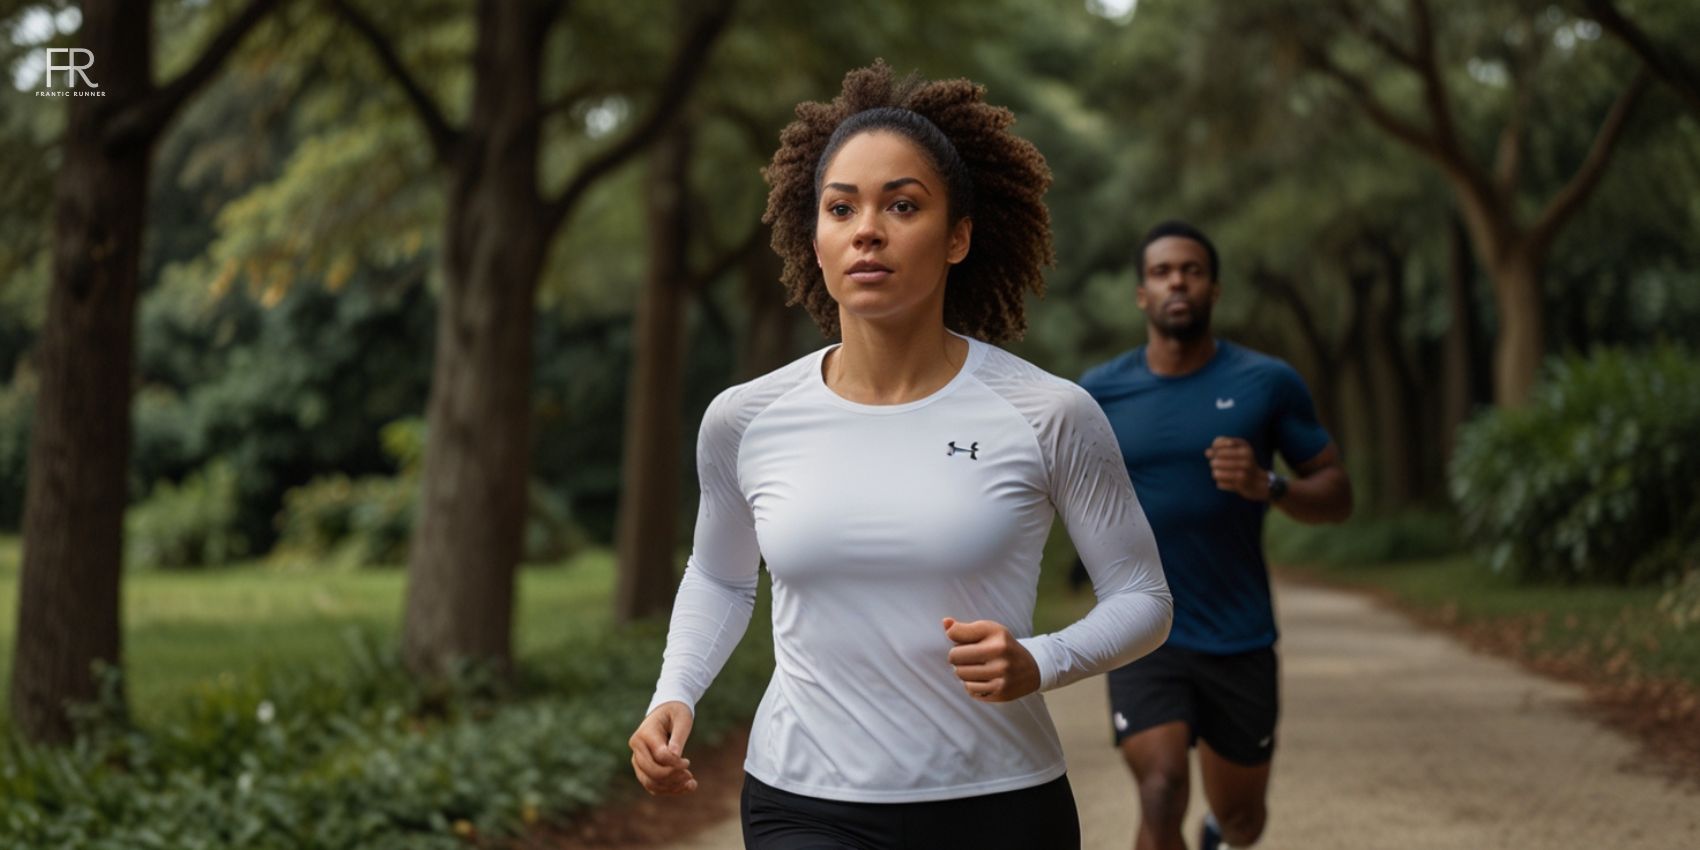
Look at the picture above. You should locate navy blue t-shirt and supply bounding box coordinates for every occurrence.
[1080,341,1332,654]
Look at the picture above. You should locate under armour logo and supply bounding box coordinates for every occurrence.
[946,441,980,460]
[1215,398,1236,410]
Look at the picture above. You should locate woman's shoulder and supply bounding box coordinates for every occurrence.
[700,348,824,439]
[971,342,1098,423]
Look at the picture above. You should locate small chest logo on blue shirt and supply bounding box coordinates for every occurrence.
[1215,398,1236,410]
[946,441,980,460]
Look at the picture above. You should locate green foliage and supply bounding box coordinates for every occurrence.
[127,459,251,569]
[1451,345,1700,584]
[271,473,415,568]
[1660,568,1700,632]
[271,419,586,568]
[0,617,774,849]
[1266,510,1459,567]
[134,272,436,552]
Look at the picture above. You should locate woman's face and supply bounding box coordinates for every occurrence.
[814,131,971,329]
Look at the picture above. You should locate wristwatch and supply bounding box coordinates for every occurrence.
[1266,471,1289,502]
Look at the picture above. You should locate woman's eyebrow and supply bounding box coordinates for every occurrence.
[822,178,932,195]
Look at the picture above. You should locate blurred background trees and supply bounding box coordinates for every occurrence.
[2,0,1697,744]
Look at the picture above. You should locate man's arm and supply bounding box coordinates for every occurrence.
[1206,439,1353,524]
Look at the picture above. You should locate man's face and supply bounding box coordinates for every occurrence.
[1136,235,1218,341]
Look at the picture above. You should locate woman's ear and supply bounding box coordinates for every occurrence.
[947,217,972,265]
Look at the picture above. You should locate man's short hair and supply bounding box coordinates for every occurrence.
[1138,220,1219,283]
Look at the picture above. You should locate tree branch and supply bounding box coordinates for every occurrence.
[541,0,735,234]
[1529,67,1650,253]
[325,0,461,162]
[1302,43,1437,154]
[537,80,614,122]
[1250,266,1334,369]
[1491,68,1536,197]
[1331,0,1419,70]
[104,0,283,151]
[1406,0,1467,162]
[687,221,764,292]
[1585,0,1700,118]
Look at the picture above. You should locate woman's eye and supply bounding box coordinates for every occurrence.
[891,200,916,213]
[829,203,852,217]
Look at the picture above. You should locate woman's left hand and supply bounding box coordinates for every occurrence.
[942,617,1041,702]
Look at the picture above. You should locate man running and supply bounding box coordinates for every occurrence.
[1080,220,1353,850]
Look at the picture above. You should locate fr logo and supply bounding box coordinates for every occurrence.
[44,49,98,89]
[946,441,979,460]
[1215,397,1235,410]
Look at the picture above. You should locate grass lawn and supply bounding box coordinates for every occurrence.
[0,523,1100,730]
[0,537,621,726]
[1281,553,1700,692]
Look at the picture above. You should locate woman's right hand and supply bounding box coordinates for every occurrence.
[629,701,697,795]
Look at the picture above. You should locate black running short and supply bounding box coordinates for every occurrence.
[1106,643,1279,766]
[740,773,1080,850]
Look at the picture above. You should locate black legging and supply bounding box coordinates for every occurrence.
[741,773,1081,850]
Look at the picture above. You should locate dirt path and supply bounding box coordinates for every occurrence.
[645,580,1700,849]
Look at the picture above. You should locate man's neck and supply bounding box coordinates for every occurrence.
[1144,331,1217,377]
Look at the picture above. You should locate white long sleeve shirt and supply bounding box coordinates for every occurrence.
[647,334,1172,803]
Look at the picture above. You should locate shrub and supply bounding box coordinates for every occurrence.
[0,619,774,849]
[1266,510,1458,567]
[271,419,585,568]
[1659,565,1700,632]
[127,458,250,569]
[1450,345,1700,584]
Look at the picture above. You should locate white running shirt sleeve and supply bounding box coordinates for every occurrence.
[645,336,1171,802]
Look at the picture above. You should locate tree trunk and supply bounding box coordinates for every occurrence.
[401,3,548,675]
[9,2,155,744]
[1344,270,1383,512]
[1248,268,1343,438]
[739,226,794,381]
[1489,252,1545,408]
[1372,240,1428,505]
[1440,213,1487,463]
[613,124,693,623]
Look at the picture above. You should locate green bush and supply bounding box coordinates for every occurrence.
[1450,345,1700,584]
[271,419,585,568]
[127,459,251,569]
[1659,567,1700,632]
[1266,510,1458,567]
[0,619,774,849]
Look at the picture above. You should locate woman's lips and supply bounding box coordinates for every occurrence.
[848,269,892,284]
[845,260,893,284]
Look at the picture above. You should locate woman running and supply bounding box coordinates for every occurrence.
[628,61,1172,850]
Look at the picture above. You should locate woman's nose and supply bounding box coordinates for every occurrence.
[852,211,884,250]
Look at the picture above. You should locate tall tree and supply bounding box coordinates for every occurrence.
[10,0,280,744]
[1287,0,1650,405]
[327,0,733,673]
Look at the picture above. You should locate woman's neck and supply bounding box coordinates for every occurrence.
[825,312,968,405]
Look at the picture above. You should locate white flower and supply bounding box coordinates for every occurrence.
[256,700,276,725]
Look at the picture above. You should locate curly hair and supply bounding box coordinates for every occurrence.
[761,60,1054,343]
